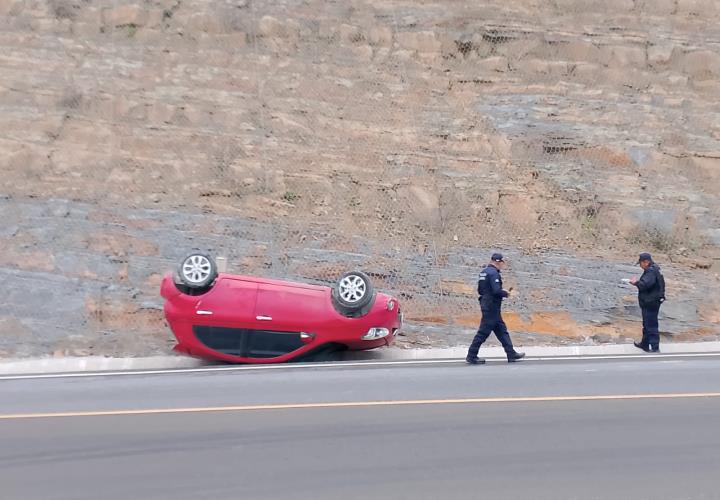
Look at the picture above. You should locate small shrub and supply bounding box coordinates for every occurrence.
[579,205,601,238]
[627,224,678,253]
[49,0,79,20]
[281,191,300,203]
[118,23,138,37]
[581,215,597,235]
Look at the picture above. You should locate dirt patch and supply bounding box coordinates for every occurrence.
[698,303,720,323]
[85,233,160,257]
[0,246,55,273]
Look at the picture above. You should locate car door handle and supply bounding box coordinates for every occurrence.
[256,315,273,321]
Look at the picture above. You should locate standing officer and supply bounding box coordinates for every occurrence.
[630,252,666,353]
[466,253,526,364]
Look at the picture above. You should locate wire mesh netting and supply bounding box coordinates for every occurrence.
[1,0,719,356]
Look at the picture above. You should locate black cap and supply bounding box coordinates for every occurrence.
[491,252,504,262]
[637,252,652,264]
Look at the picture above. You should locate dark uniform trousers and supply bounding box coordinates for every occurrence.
[640,302,661,350]
[468,307,515,357]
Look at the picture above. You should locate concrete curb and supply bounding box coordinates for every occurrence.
[344,341,720,361]
[0,355,206,375]
[1,342,719,375]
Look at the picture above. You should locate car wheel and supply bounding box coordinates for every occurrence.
[177,253,218,291]
[331,270,375,317]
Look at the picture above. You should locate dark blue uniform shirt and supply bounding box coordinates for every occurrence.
[635,263,665,307]
[477,264,508,312]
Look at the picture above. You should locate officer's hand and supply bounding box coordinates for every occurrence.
[629,278,638,285]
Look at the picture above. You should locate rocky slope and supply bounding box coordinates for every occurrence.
[1,0,719,357]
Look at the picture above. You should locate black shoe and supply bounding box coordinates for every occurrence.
[634,342,652,353]
[466,356,486,365]
[650,346,660,353]
[507,352,525,363]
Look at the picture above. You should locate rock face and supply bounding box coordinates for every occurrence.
[1,0,719,357]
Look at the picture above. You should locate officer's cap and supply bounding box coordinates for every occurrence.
[637,252,653,264]
[491,252,504,262]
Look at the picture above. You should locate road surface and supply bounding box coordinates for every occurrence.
[1,356,719,500]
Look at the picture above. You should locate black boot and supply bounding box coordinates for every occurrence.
[507,352,525,363]
[634,342,652,353]
[466,356,486,365]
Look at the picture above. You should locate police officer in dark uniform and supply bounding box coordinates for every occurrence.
[630,252,666,353]
[466,253,526,364]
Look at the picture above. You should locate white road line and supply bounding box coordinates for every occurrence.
[1,352,720,381]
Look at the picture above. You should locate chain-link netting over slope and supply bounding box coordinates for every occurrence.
[1,0,719,356]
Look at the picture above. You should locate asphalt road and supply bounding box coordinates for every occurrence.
[1,357,719,500]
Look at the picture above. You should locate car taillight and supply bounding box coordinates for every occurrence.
[361,327,389,341]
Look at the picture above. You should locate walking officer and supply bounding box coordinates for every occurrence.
[466,253,526,364]
[630,252,666,353]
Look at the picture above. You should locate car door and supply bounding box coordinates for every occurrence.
[254,282,327,331]
[193,277,258,325]
[248,282,328,358]
[190,278,259,356]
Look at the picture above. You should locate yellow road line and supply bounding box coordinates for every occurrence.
[2,392,719,420]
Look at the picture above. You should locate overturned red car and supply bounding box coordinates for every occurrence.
[160,253,403,363]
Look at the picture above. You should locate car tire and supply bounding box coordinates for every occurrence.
[176,252,218,293]
[331,270,375,318]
